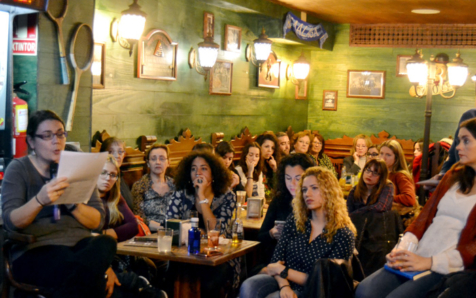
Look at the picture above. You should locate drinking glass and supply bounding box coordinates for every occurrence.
[157,228,173,253]
[207,220,222,249]
[236,191,246,208]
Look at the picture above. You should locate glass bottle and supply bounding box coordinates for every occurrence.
[339,166,347,187]
[232,206,244,244]
[188,218,200,254]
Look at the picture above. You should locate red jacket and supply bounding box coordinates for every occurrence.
[406,168,476,269]
[389,172,416,207]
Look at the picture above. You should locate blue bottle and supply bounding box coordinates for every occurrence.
[188,218,200,254]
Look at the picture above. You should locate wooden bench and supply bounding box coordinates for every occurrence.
[166,128,202,168]
[211,127,257,162]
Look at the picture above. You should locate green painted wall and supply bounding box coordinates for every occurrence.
[93,0,312,147]
[13,55,37,113]
[308,24,476,142]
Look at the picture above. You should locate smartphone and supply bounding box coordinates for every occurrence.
[274,220,285,226]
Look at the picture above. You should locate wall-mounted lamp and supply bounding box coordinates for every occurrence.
[110,0,147,56]
[286,52,310,85]
[246,28,273,68]
[188,33,220,80]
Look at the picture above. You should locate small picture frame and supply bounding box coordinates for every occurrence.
[209,60,233,95]
[295,80,308,100]
[397,55,412,77]
[347,70,386,99]
[258,51,281,89]
[92,43,105,89]
[224,25,242,52]
[322,90,338,111]
[203,12,214,39]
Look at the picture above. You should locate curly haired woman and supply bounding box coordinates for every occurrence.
[240,167,356,298]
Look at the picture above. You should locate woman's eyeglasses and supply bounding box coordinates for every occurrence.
[364,168,380,177]
[35,131,68,140]
[100,170,118,180]
[366,153,379,157]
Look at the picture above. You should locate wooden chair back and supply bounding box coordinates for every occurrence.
[230,127,257,161]
[139,135,158,152]
[121,147,146,189]
[166,129,202,168]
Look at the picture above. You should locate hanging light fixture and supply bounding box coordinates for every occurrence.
[246,28,273,67]
[406,49,428,87]
[188,33,220,80]
[286,52,310,85]
[111,0,147,56]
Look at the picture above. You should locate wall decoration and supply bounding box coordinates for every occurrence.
[204,12,214,39]
[295,80,308,100]
[283,12,328,48]
[209,60,233,95]
[347,70,386,99]
[258,51,281,89]
[322,90,338,110]
[92,42,105,89]
[397,55,412,77]
[224,25,241,52]
[137,29,178,81]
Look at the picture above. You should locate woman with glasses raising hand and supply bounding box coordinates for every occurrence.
[1,110,116,298]
[347,159,394,215]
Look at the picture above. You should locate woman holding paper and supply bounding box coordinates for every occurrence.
[356,118,476,298]
[1,110,116,298]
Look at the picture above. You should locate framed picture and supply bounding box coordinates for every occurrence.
[224,25,241,52]
[322,90,338,111]
[137,29,178,81]
[295,80,308,100]
[397,55,412,77]
[92,43,105,89]
[203,12,214,39]
[258,51,281,88]
[347,70,386,99]
[209,60,233,95]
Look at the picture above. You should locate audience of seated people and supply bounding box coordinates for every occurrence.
[276,132,291,156]
[256,133,281,200]
[308,132,338,177]
[240,167,356,298]
[343,134,372,175]
[131,144,175,228]
[347,159,394,214]
[235,142,265,199]
[291,131,311,154]
[215,141,244,193]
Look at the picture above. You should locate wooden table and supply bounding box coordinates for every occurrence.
[241,209,266,230]
[117,239,259,297]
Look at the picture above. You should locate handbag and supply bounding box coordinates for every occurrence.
[135,215,151,236]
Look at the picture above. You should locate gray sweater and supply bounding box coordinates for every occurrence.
[1,157,105,260]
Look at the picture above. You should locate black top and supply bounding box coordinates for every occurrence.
[271,214,355,292]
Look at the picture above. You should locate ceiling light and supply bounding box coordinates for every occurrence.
[411,9,440,15]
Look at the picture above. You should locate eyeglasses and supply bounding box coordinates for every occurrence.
[35,131,67,140]
[367,153,379,157]
[100,170,118,180]
[364,168,380,177]
[150,156,167,162]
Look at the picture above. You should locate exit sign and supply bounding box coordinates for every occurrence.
[0,0,48,11]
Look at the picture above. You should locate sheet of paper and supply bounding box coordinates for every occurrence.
[54,151,108,204]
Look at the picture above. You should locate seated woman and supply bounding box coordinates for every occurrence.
[100,137,134,210]
[291,131,311,154]
[347,159,394,215]
[309,133,337,177]
[256,133,281,199]
[367,145,380,160]
[235,142,265,199]
[131,144,175,228]
[258,153,315,265]
[166,151,236,294]
[1,110,116,298]
[240,167,356,298]
[343,134,372,175]
[215,141,243,193]
[355,118,476,298]
[379,140,416,207]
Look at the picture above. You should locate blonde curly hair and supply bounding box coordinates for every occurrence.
[293,166,357,243]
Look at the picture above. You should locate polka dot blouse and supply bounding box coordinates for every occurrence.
[271,214,355,292]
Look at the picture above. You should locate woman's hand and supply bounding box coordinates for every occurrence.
[267,156,277,172]
[105,267,121,298]
[280,286,297,298]
[246,156,255,176]
[393,250,432,272]
[37,177,69,205]
[266,261,286,276]
[353,152,360,164]
[270,225,284,240]
[193,175,211,197]
[231,172,240,188]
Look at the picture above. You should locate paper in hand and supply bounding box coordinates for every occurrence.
[54,151,108,204]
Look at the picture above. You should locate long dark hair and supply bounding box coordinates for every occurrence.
[215,141,235,170]
[274,153,315,203]
[449,118,476,194]
[311,133,326,159]
[238,142,263,181]
[256,133,281,175]
[174,151,232,196]
[354,159,390,205]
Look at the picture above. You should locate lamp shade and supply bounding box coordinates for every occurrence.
[118,0,147,41]
[198,35,220,70]
[253,28,272,63]
[447,52,468,87]
[406,50,428,86]
[293,54,310,80]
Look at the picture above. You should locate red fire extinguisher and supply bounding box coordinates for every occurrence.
[12,81,30,159]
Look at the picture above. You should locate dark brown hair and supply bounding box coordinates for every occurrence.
[238,142,263,181]
[256,133,281,174]
[146,143,169,161]
[215,141,235,170]
[354,159,390,205]
[449,118,476,194]
[311,133,326,159]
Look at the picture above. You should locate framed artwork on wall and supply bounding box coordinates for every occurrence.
[258,51,281,88]
[137,29,178,81]
[397,55,412,77]
[92,42,105,89]
[322,90,338,111]
[295,80,308,100]
[347,70,386,99]
[209,60,233,95]
[204,12,214,39]
[224,25,241,52]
